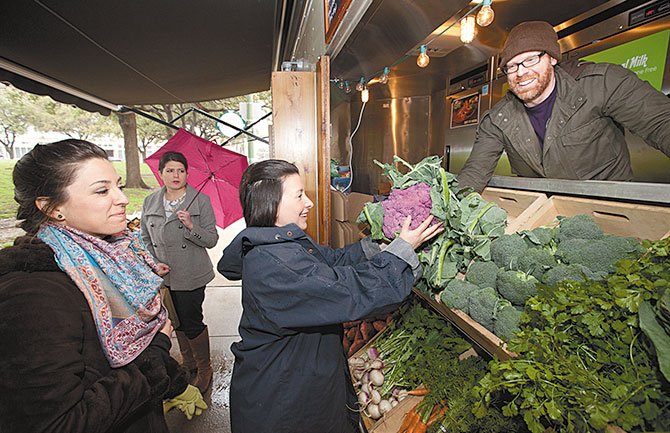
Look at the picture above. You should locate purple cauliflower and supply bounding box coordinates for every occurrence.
[381,183,432,238]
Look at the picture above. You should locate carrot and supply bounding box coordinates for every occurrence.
[342,335,351,352]
[348,338,365,357]
[406,387,431,396]
[372,320,386,332]
[360,321,371,340]
[345,327,357,340]
[403,409,423,433]
[398,406,420,433]
[426,404,448,427]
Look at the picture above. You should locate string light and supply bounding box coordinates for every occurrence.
[476,0,494,27]
[361,86,369,103]
[416,45,430,68]
[334,1,494,93]
[356,77,366,92]
[379,67,390,84]
[460,15,476,43]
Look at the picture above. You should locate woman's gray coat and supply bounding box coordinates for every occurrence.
[141,185,219,290]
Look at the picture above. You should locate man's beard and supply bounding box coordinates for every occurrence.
[509,66,553,105]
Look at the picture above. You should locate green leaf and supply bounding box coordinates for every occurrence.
[639,301,670,381]
[545,400,562,420]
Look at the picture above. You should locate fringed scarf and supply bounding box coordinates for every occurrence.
[37,223,167,367]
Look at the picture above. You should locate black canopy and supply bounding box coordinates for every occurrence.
[0,0,278,114]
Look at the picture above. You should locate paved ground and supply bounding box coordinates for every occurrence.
[165,284,241,433]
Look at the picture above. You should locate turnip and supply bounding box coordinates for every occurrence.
[366,403,382,420]
[378,399,393,415]
[369,359,384,370]
[370,389,382,404]
[353,369,365,380]
[369,369,384,386]
[390,398,398,407]
[357,391,370,407]
[360,382,371,396]
[361,372,370,385]
[348,357,365,369]
[367,346,380,360]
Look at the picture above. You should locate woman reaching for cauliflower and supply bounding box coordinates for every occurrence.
[217,159,443,433]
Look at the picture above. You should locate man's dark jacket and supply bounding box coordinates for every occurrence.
[458,61,670,193]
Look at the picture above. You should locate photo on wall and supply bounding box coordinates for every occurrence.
[450,93,480,129]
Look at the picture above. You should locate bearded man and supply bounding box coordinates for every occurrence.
[457,21,670,193]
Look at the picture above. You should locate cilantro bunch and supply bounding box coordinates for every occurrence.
[357,155,507,292]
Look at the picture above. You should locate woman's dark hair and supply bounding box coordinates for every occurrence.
[13,139,109,234]
[158,151,188,172]
[240,160,299,227]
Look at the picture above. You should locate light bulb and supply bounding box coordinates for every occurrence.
[379,67,390,85]
[416,45,430,68]
[344,81,351,94]
[356,78,365,92]
[361,87,369,103]
[460,15,476,44]
[476,1,494,27]
[337,80,344,89]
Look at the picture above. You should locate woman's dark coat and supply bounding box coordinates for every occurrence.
[0,236,186,433]
[218,224,417,433]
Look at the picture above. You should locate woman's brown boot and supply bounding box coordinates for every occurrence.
[190,326,213,393]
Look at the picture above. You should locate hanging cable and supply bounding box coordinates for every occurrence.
[344,100,367,192]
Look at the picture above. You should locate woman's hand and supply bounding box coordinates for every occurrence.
[176,210,194,231]
[398,215,444,250]
[156,263,171,276]
[160,318,174,337]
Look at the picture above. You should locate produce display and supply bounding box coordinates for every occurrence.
[349,300,525,433]
[353,154,669,433]
[474,237,670,433]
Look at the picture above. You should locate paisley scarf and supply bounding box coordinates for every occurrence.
[37,223,167,367]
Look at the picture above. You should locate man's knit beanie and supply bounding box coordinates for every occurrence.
[500,21,561,66]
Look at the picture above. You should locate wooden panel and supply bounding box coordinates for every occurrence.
[317,56,331,245]
[271,71,319,240]
[481,187,548,233]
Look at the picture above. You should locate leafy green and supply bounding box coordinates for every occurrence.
[474,237,670,433]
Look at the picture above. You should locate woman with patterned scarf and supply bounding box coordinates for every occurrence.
[0,139,205,433]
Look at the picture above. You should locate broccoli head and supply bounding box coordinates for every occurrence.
[517,247,558,279]
[465,260,499,289]
[494,302,522,341]
[556,214,604,243]
[556,235,642,277]
[490,234,528,270]
[496,269,539,306]
[541,263,589,287]
[440,279,479,313]
[468,286,500,331]
[520,227,556,248]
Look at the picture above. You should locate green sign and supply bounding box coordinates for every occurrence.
[581,30,669,91]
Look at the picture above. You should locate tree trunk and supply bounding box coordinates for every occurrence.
[117,111,149,189]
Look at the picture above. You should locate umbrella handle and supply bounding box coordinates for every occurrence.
[183,174,212,212]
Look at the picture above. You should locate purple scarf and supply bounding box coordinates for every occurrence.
[37,223,167,367]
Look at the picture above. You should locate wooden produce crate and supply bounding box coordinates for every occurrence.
[412,288,514,361]
[508,195,670,239]
[481,187,548,233]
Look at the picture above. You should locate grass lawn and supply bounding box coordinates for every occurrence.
[0,160,160,219]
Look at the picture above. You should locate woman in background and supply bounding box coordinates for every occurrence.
[141,151,219,393]
[218,159,443,433]
[0,139,204,433]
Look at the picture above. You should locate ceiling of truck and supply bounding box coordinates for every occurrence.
[331,0,614,99]
[0,0,279,113]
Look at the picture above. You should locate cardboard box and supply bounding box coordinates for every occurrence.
[509,195,670,239]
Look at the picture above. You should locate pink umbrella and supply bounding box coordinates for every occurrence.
[145,129,248,229]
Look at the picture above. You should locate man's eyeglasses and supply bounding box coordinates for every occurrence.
[501,51,547,75]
